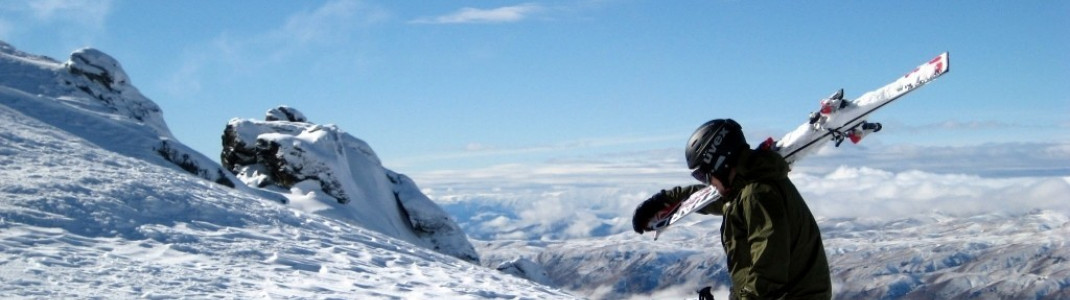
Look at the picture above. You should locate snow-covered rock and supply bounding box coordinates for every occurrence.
[222,106,479,263]
[0,40,476,264]
[0,41,235,189]
[61,47,168,139]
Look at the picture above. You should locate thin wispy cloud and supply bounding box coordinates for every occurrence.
[226,0,389,63]
[163,0,387,99]
[26,0,112,26]
[0,0,112,49]
[273,0,389,46]
[411,3,544,24]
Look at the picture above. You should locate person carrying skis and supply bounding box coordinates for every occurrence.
[631,119,832,300]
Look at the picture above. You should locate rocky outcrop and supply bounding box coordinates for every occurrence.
[222,109,346,202]
[61,47,170,137]
[222,106,479,263]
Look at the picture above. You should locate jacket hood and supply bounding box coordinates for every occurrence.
[731,148,790,189]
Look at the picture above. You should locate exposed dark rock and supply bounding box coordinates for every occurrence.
[155,139,235,188]
[265,106,308,122]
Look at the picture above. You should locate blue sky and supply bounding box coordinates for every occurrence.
[2,0,1067,174]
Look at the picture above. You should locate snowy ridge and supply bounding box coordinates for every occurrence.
[0,40,237,190]
[0,41,573,298]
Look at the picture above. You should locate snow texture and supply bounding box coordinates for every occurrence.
[0,41,568,299]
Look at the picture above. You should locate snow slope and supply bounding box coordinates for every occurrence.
[0,41,575,299]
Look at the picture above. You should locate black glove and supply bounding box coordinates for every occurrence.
[697,286,714,300]
[631,192,670,234]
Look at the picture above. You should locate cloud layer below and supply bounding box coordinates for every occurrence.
[413,142,1070,240]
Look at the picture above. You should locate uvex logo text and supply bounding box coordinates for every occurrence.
[700,127,728,166]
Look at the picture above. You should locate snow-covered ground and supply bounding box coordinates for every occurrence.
[0,104,572,298]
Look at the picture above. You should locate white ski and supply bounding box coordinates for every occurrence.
[650,52,950,239]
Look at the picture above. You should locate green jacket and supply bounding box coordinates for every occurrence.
[657,149,831,300]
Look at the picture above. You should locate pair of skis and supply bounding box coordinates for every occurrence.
[649,52,951,240]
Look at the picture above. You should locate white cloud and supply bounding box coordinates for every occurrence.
[434,164,1070,240]
[791,167,1070,219]
[411,3,544,24]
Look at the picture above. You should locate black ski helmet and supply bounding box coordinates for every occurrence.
[685,119,747,183]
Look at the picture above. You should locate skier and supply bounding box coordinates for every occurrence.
[632,119,832,300]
